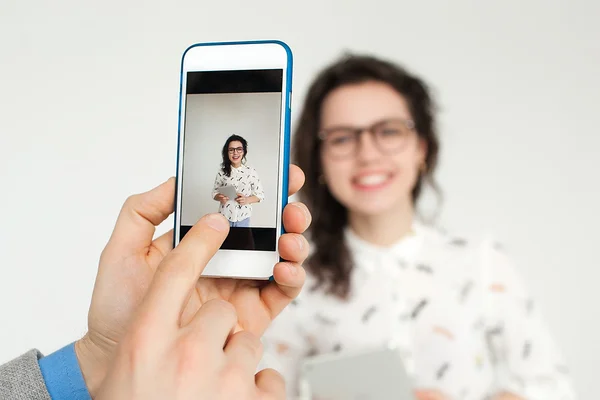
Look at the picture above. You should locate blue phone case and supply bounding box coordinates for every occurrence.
[173,41,294,280]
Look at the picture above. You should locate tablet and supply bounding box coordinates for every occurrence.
[298,345,414,400]
[217,184,238,200]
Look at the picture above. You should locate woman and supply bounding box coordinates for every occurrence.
[261,55,576,399]
[212,134,265,227]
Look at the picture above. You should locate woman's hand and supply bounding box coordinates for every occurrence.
[415,389,523,400]
[215,193,229,205]
[415,390,520,400]
[236,194,258,205]
[414,390,450,400]
[492,393,524,400]
[236,194,248,205]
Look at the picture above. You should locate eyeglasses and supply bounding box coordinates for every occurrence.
[318,118,416,159]
[228,147,244,154]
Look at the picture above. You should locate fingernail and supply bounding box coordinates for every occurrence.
[293,203,311,225]
[295,235,305,251]
[205,213,228,232]
[287,263,298,276]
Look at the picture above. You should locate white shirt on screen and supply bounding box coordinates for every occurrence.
[260,222,576,400]
[211,164,265,223]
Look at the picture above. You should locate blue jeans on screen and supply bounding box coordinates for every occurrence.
[230,218,250,227]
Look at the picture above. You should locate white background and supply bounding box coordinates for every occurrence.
[181,93,281,227]
[0,0,598,398]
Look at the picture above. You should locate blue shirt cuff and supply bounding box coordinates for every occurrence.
[39,342,92,400]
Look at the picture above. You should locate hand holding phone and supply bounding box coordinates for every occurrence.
[96,214,286,400]
[76,166,309,397]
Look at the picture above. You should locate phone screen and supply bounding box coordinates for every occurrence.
[178,69,284,252]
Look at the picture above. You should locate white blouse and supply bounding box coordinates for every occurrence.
[211,164,265,222]
[260,222,576,400]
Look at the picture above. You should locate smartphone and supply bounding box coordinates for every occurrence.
[173,41,293,279]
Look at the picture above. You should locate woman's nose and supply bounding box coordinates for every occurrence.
[356,131,381,162]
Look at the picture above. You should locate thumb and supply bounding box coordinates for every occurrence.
[105,178,175,255]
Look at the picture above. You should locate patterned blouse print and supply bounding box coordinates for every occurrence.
[259,222,576,400]
[211,164,265,223]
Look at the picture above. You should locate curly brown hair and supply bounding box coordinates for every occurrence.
[293,53,440,298]
[221,134,248,177]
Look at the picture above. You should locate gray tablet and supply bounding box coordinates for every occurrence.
[217,184,238,200]
[298,345,414,400]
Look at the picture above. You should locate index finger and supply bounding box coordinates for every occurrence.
[141,213,229,326]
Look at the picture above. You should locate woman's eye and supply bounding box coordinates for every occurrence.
[380,128,401,136]
[330,133,354,145]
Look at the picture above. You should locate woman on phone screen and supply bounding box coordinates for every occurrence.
[212,134,265,227]
[261,55,576,400]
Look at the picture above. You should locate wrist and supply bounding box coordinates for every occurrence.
[75,334,110,398]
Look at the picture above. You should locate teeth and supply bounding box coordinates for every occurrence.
[356,174,388,186]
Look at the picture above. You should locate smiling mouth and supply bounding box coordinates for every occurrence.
[352,172,395,191]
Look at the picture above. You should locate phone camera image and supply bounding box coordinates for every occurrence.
[179,69,283,252]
